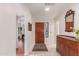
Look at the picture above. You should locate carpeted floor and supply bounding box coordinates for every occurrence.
[32,43,48,51]
[28,44,60,56]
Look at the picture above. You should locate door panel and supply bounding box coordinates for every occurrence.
[35,23,44,43]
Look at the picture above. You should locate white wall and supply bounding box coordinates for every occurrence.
[55,4,79,37]
[0,4,16,55]
[16,4,34,55]
[0,3,34,56]
[33,17,55,48]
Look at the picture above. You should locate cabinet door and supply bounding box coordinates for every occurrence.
[69,48,76,56]
[64,46,69,56]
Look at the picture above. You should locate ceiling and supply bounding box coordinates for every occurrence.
[26,3,77,20]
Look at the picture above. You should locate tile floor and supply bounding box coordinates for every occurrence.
[16,39,60,56]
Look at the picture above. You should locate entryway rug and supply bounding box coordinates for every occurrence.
[32,43,48,51]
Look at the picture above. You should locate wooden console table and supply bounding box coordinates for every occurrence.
[56,35,79,56]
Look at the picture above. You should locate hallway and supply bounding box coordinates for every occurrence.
[0,3,79,56]
[16,3,79,56]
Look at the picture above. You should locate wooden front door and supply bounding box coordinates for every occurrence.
[35,23,44,43]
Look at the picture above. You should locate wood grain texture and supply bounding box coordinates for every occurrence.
[35,23,44,43]
[56,35,79,56]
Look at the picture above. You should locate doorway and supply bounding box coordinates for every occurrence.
[32,22,48,51]
[35,23,44,43]
[16,15,25,56]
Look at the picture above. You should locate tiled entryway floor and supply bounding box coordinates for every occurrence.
[28,45,60,56]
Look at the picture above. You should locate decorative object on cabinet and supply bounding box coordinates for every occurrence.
[65,9,75,32]
[74,29,79,39]
[28,22,32,31]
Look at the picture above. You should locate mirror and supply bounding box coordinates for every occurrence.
[65,9,75,32]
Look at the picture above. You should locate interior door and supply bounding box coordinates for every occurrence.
[35,23,44,43]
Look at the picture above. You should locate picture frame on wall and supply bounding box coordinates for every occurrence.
[28,22,32,31]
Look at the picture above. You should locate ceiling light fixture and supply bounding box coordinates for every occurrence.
[45,7,50,11]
